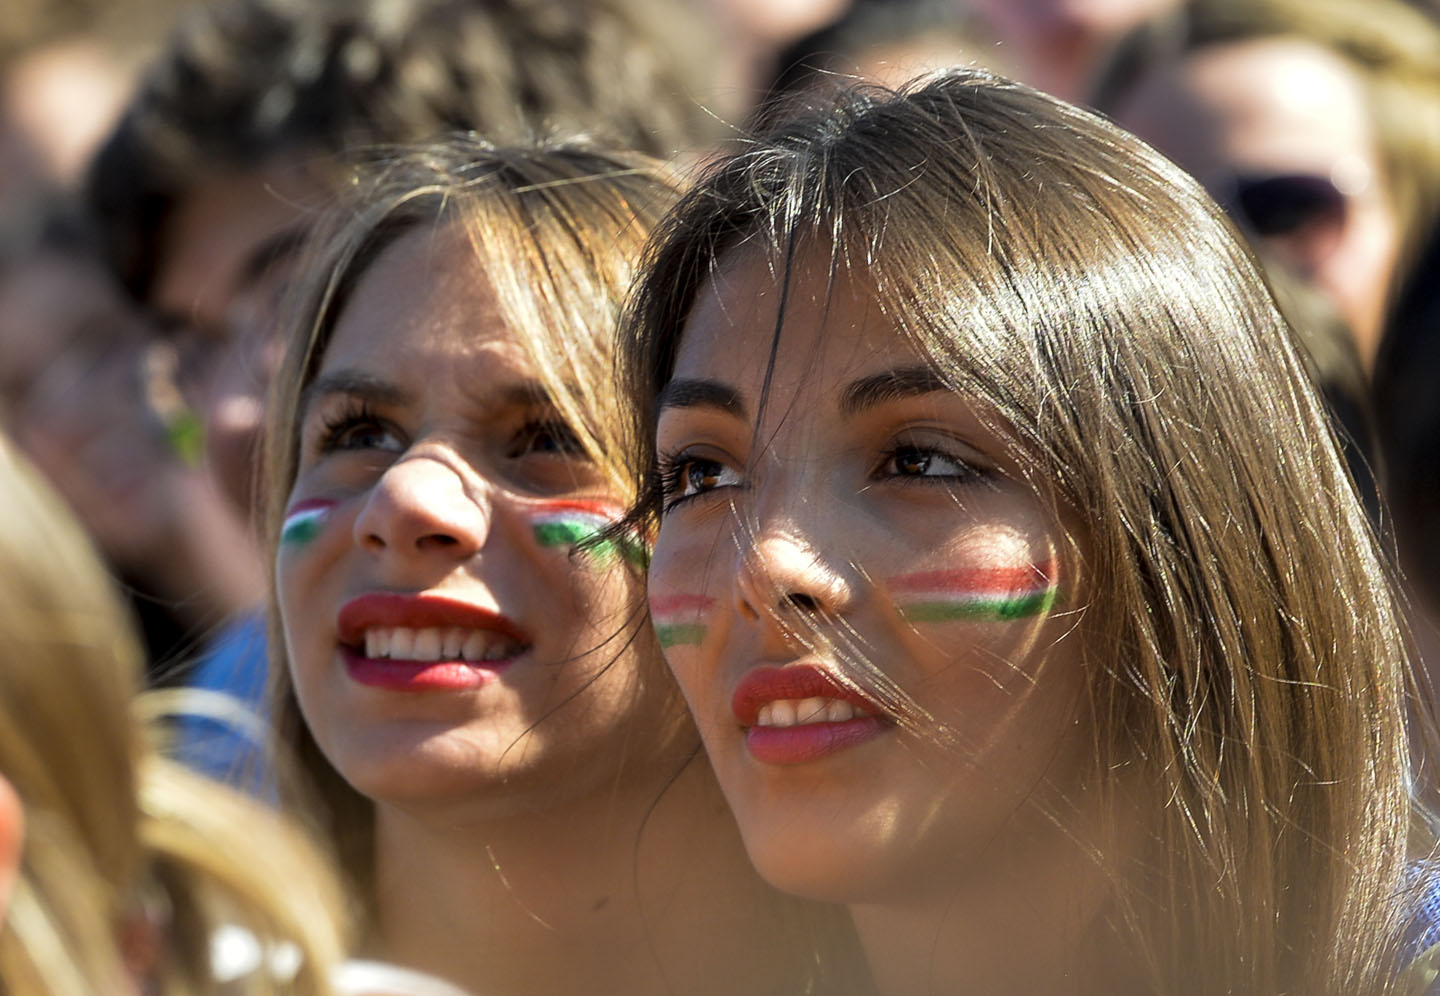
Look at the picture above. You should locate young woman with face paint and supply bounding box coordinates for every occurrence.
[617,71,1440,995]
[263,138,869,996]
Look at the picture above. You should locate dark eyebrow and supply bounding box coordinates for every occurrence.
[300,370,412,416]
[841,365,952,417]
[656,378,747,419]
[493,380,554,408]
[237,226,310,290]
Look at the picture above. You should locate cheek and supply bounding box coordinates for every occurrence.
[648,519,726,652]
[274,499,343,646]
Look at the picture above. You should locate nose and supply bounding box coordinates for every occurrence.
[734,515,856,631]
[353,454,489,567]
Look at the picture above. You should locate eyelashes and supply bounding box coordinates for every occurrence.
[656,440,990,513]
[315,398,402,455]
[308,399,588,462]
[657,449,741,512]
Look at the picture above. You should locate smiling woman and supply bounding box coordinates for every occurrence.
[262,138,868,996]
[618,71,1440,995]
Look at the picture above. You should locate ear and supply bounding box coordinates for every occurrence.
[0,774,22,923]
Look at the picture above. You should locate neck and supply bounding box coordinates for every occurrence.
[373,753,857,996]
[849,814,1117,996]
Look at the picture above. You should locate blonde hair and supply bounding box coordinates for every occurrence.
[262,137,686,903]
[618,70,1431,994]
[0,434,348,994]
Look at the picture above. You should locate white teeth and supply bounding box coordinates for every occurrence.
[389,627,415,659]
[358,626,523,663]
[753,697,870,727]
[442,628,464,658]
[796,697,827,723]
[412,628,442,661]
[461,631,487,661]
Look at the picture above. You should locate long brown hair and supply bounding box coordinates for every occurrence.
[618,70,1431,994]
[262,137,688,904]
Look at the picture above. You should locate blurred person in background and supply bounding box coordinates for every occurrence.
[0,201,263,680]
[954,0,1181,101]
[87,0,722,785]
[1374,220,1440,676]
[0,0,192,208]
[759,0,1006,125]
[1094,0,1440,372]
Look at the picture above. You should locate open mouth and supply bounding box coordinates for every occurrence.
[753,696,876,727]
[356,626,528,664]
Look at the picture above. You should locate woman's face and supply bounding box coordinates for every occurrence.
[648,251,1091,904]
[277,222,682,813]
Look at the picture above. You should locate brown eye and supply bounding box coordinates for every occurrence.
[880,445,979,481]
[659,453,743,511]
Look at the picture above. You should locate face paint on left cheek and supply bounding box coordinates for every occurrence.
[887,558,1059,623]
[280,498,337,549]
[648,594,715,648]
[530,499,648,566]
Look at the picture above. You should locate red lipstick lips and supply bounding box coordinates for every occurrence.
[336,592,530,692]
[731,665,889,765]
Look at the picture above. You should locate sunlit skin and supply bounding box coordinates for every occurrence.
[1114,38,1399,366]
[650,250,1102,992]
[274,222,832,996]
[276,223,687,813]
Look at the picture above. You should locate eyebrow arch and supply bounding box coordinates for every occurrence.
[300,370,412,416]
[841,365,953,416]
[656,378,747,419]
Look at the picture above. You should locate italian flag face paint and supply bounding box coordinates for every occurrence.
[530,500,647,566]
[649,594,714,648]
[280,498,336,548]
[888,561,1058,623]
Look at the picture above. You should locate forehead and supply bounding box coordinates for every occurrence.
[321,222,520,373]
[673,247,918,390]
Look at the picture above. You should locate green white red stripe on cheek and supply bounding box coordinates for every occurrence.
[529,499,647,566]
[280,499,336,548]
[886,560,1059,622]
[649,594,714,648]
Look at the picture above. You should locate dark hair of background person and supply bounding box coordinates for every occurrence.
[757,0,992,127]
[1090,0,1440,317]
[86,0,720,302]
[1374,221,1440,621]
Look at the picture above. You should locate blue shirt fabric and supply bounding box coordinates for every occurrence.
[171,612,274,798]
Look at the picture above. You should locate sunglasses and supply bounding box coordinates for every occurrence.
[1226,173,1347,239]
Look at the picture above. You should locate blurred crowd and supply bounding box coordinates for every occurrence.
[1,0,1439,992]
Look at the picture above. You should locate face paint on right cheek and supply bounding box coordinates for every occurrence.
[887,559,1059,623]
[279,498,337,549]
[649,594,715,648]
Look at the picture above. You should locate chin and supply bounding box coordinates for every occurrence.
[737,817,892,904]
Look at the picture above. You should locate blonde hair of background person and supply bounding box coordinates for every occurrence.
[262,137,869,995]
[0,432,350,995]
[1092,0,1440,361]
[617,70,1440,994]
